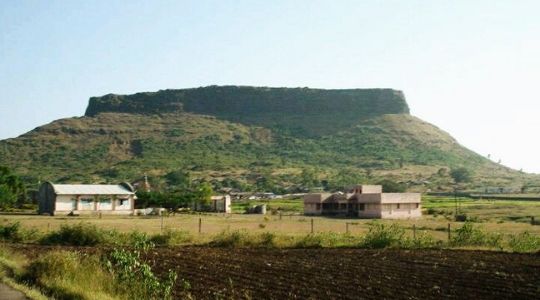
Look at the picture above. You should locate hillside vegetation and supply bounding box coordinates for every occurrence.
[0,86,537,192]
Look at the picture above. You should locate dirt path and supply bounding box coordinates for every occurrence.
[0,283,28,300]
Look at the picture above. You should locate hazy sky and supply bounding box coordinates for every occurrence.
[1,1,539,173]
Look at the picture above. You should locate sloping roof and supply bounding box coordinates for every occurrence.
[51,184,135,195]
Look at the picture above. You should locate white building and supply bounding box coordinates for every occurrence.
[191,195,231,213]
[38,182,136,216]
[210,195,232,213]
[304,184,421,219]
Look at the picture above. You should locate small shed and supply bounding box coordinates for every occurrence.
[192,195,232,213]
[38,182,136,216]
[210,195,232,213]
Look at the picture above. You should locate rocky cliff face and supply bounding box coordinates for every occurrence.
[85,86,410,136]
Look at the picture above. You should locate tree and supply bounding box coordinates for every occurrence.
[0,166,26,209]
[0,185,17,209]
[300,168,320,188]
[377,179,407,193]
[164,170,191,189]
[450,167,472,183]
[195,182,213,207]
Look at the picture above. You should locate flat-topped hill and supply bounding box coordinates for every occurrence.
[1,86,537,191]
[85,86,409,136]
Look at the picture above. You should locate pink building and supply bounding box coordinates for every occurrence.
[304,185,421,219]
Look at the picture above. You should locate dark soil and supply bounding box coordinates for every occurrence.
[9,245,540,299]
[144,247,540,299]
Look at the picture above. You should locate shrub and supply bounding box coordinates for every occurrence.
[107,248,177,299]
[294,234,326,248]
[128,231,154,250]
[451,222,502,248]
[404,231,439,249]
[209,230,253,248]
[209,230,281,248]
[294,232,355,248]
[426,208,438,216]
[0,222,24,243]
[150,229,193,246]
[40,223,112,246]
[25,251,118,299]
[259,232,277,248]
[0,222,36,243]
[508,232,540,253]
[360,223,405,249]
[455,214,467,222]
[377,179,406,192]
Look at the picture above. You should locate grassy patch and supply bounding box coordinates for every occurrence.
[208,230,280,248]
[150,229,193,246]
[40,222,110,246]
[25,251,119,300]
[0,246,48,300]
[450,222,503,249]
[508,232,540,252]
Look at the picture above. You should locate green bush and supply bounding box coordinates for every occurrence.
[426,208,437,215]
[294,232,355,248]
[0,222,29,243]
[24,251,118,299]
[209,230,253,248]
[40,223,112,246]
[259,232,277,248]
[360,223,405,249]
[404,231,439,249]
[294,234,326,248]
[107,248,177,299]
[451,222,502,248]
[209,230,280,248]
[508,232,540,253]
[0,222,40,243]
[150,229,193,246]
[127,231,154,250]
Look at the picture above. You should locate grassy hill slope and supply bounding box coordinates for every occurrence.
[1,91,536,192]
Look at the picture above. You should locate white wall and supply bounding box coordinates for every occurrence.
[79,196,95,211]
[98,198,112,210]
[55,195,76,211]
[380,203,422,219]
[53,194,135,215]
[115,197,132,210]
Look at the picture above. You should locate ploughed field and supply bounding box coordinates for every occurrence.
[9,245,539,299]
[145,247,539,299]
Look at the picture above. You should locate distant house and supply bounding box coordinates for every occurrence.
[304,185,421,219]
[192,195,231,213]
[210,195,232,213]
[38,182,136,216]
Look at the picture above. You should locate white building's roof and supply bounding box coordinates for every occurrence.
[51,184,135,195]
